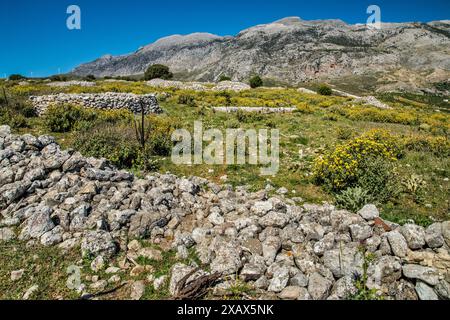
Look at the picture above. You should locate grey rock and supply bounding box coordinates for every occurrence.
[435,280,450,300]
[268,266,290,292]
[357,204,379,221]
[415,281,439,300]
[308,272,332,300]
[289,272,308,287]
[323,245,363,278]
[386,230,408,258]
[402,264,439,286]
[400,224,426,250]
[349,223,373,242]
[425,223,444,248]
[81,230,117,258]
[0,227,16,242]
[258,211,289,228]
[442,221,450,247]
[130,281,145,300]
[278,286,302,300]
[262,236,281,264]
[19,206,55,240]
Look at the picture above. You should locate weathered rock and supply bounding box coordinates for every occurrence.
[442,221,450,247]
[308,272,332,300]
[400,224,426,250]
[19,206,55,240]
[349,223,373,242]
[0,227,16,242]
[91,256,105,272]
[138,247,163,261]
[81,231,117,258]
[278,286,302,300]
[425,223,444,249]
[367,255,402,290]
[415,281,439,300]
[323,245,363,278]
[11,269,25,281]
[130,281,145,300]
[386,231,408,258]
[434,280,450,300]
[268,266,290,293]
[358,204,379,221]
[209,237,242,275]
[402,264,439,286]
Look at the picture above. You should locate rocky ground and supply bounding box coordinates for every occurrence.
[0,125,449,300]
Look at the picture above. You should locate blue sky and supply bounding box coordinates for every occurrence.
[1,0,449,77]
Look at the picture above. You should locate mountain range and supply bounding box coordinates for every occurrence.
[72,17,450,93]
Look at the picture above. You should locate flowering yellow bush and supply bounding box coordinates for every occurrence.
[313,129,402,191]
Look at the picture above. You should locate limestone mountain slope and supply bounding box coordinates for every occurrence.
[72,17,450,91]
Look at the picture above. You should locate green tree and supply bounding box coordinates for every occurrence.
[249,75,263,88]
[8,74,26,81]
[144,64,173,80]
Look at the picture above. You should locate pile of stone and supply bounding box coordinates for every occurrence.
[29,93,162,116]
[212,81,251,92]
[146,79,210,91]
[146,79,251,92]
[0,125,449,300]
[355,96,392,109]
[46,81,96,87]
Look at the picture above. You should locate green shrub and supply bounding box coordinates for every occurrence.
[84,75,96,81]
[249,76,263,89]
[44,104,132,133]
[73,125,141,169]
[219,75,232,82]
[144,64,173,80]
[177,94,196,107]
[317,84,332,96]
[50,75,68,82]
[335,187,372,212]
[356,156,400,203]
[44,104,92,132]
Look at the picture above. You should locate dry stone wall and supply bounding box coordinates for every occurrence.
[29,93,162,115]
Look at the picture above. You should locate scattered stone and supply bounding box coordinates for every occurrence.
[130,281,145,300]
[23,285,39,300]
[11,269,25,281]
[91,256,105,272]
[0,227,16,242]
[138,247,163,261]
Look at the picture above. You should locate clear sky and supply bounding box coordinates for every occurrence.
[1,0,449,78]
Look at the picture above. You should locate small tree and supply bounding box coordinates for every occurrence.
[84,74,96,81]
[317,84,333,96]
[219,75,231,82]
[8,74,26,81]
[249,75,263,88]
[144,64,173,80]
